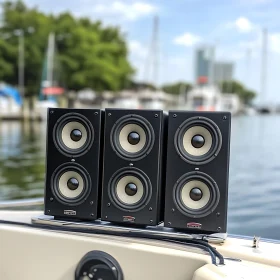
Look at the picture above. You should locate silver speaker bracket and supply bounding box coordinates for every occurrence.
[31,214,227,244]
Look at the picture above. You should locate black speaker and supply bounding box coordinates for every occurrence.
[44,108,104,220]
[164,111,231,233]
[101,109,167,226]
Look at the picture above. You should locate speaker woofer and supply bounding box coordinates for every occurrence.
[174,116,222,164]
[51,163,91,206]
[173,171,220,218]
[108,167,152,211]
[110,115,155,161]
[53,113,94,157]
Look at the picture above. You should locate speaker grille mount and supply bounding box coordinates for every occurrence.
[108,167,152,211]
[53,113,94,157]
[174,116,222,165]
[173,171,220,218]
[51,163,91,206]
[110,114,155,161]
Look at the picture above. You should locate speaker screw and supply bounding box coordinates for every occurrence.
[150,220,153,223]
[108,113,111,116]
[47,210,50,213]
[217,227,221,231]
[107,203,111,207]
[90,213,94,217]
[149,207,153,211]
[173,114,177,118]
[129,163,133,167]
[90,201,94,205]
[94,112,98,115]
[50,197,53,202]
[71,159,75,162]
[167,222,171,226]
[154,114,158,118]
[172,208,175,212]
[216,212,220,217]
[50,111,54,114]
[223,116,227,120]
[105,216,108,219]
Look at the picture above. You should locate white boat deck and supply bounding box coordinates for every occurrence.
[0,211,279,279]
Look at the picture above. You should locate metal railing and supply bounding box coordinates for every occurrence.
[0,198,44,209]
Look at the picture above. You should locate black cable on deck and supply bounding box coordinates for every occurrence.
[0,219,225,265]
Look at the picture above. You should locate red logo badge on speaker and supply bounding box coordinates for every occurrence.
[187,222,202,229]
[123,216,136,222]
[64,210,77,216]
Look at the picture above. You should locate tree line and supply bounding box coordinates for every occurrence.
[160,81,256,104]
[0,1,256,104]
[0,1,134,96]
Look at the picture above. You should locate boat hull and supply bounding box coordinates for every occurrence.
[0,211,279,280]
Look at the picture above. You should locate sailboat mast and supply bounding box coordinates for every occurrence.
[260,28,268,104]
[18,32,25,99]
[46,33,55,87]
[151,16,159,88]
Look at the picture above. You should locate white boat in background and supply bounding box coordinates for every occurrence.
[0,83,22,119]
[139,90,175,110]
[242,106,257,116]
[220,93,242,115]
[180,85,223,111]
[179,85,242,115]
[0,96,21,119]
[113,97,142,109]
[34,99,58,121]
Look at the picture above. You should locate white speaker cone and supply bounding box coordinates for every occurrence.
[61,121,87,150]
[58,171,84,199]
[183,126,212,156]
[116,175,144,204]
[181,180,210,210]
[119,124,146,153]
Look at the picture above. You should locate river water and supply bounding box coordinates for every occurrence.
[0,115,280,240]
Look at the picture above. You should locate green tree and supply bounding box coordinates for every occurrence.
[161,82,192,95]
[0,1,134,95]
[126,81,156,90]
[220,80,256,104]
[241,90,256,104]
[0,1,53,95]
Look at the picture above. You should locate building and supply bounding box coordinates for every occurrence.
[213,62,234,84]
[194,46,234,85]
[195,46,215,85]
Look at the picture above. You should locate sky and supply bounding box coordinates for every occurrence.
[9,0,280,102]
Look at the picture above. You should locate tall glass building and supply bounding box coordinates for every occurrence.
[195,46,215,85]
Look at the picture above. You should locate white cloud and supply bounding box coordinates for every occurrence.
[237,0,274,5]
[128,40,149,81]
[128,40,148,58]
[217,47,245,61]
[159,54,193,84]
[94,1,157,21]
[234,17,255,33]
[238,32,280,54]
[173,33,201,47]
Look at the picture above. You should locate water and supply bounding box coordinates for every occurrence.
[0,116,280,240]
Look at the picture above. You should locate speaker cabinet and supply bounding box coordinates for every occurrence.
[164,111,231,233]
[44,108,104,220]
[101,109,167,226]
